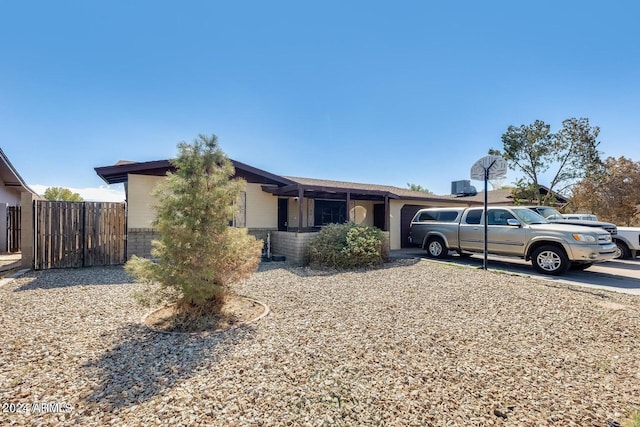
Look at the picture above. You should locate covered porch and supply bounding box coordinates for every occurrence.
[260,178,400,264]
[262,177,394,233]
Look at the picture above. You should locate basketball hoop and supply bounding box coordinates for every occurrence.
[470,155,508,271]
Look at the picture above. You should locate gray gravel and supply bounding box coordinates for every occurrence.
[1,260,639,426]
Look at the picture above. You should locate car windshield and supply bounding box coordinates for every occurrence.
[536,207,564,220]
[512,208,549,224]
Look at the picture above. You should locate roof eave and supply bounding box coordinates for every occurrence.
[0,148,37,195]
[95,158,296,187]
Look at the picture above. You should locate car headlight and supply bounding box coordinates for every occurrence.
[572,233,596,243]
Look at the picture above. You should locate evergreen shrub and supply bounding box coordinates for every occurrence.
[308,222,388,269]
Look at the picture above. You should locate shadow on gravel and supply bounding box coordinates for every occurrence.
[282,258,423,278]
[82,323,256,411]
[13,266,132,291]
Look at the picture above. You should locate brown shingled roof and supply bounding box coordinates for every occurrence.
[283,176,464,202]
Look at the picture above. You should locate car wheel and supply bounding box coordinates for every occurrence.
[531,245,570,275]
[425,237,448,259]
[570,262,593,271]
[614,240,631,259]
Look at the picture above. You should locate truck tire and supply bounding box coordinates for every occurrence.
[614,240,631,259]
[425,237,448,259]
[531,245,570,275]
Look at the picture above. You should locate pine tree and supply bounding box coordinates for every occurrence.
[126,134,262,318]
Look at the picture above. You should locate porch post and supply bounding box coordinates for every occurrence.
[297,187,304,233]
[346,191,351,223]
[384,195,390,231]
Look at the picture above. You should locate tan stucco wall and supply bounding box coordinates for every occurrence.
[245,183,278,228]
[389,200,403,250]
[0,183,22,206]
[127,174,164,228]
[127,174,276,230]
[350,200,374,226]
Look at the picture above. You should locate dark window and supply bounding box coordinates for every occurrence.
[487,209,515,226]
[465,209,482,225]
[438,211,459,222]
[418,211,437,221]
[314,200,346,225]
[416,210,459,222]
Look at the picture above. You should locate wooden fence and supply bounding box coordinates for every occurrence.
[34,201,126,269]
[7,206,21,253]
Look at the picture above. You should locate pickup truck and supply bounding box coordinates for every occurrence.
[408,206,617,275]
[524,206,618,236]
[614,227,640,259]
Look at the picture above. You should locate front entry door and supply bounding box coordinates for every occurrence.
[278,198,288,231]
[374,204,385,230]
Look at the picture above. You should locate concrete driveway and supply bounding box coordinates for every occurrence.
[391,248,640,296]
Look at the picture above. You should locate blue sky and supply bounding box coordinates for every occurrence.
[1,1,639,201]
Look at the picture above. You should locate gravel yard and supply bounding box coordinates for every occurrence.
[1,259,639,426]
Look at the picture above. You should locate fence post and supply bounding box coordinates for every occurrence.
[20,192,36,268]
[82,202,86,267]
[0,203,6,253]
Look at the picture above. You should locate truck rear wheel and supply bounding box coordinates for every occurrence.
[531,245,570,275]
[614,240,631,259]
[425,237,448,259]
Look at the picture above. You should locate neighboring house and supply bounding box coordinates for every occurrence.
[457,186,569,206]
[95,158,478,263]
[0,148,37,252]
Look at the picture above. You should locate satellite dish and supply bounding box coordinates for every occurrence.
[470,155,508,181]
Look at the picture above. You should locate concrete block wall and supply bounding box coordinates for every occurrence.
[270,231,318,265]
[127,227,277,260]
[247,228,276,245]
[127,228,160,259]
[125,228,323,265]
[248,228,276,257]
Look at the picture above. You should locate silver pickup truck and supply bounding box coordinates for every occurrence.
[408,206,617,275]
[615,227,640,259]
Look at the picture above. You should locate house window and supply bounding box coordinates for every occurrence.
[231,191,246,227]
[314,200,346,226]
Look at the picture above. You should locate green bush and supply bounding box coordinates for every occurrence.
[308,223,388,269]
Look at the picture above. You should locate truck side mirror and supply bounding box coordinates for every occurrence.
[507,219,521,227]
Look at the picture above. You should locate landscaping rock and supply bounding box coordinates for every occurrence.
[1,260,639,426]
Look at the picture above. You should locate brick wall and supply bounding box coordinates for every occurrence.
[247,228,276,245]
[127,228,160,259]
[125,228,331,265]
[270,231,318,265]
[126,227,277,260]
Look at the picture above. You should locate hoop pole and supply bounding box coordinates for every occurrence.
[483,159,496,270]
